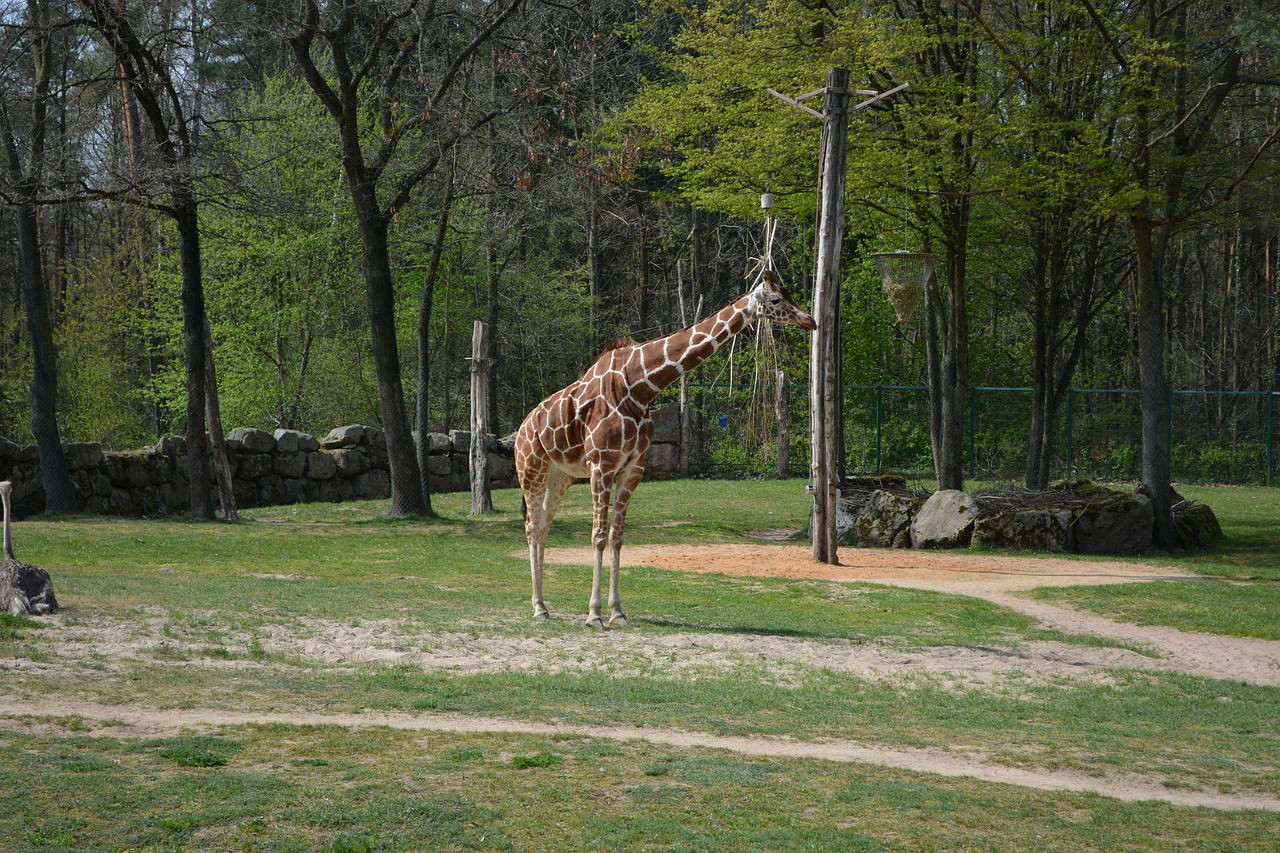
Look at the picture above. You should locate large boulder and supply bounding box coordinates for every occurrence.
[330,448,369,477]
[1072,491,1153,555]
[646,442,679,474]
[972,509,1072,552]
[228,427,275,454]
[273,429,301,453]
[305,451,337,480]
[62,442,103,470]
[272,451,307,479]
[650,402,682,445]
[1174,500,1224,549]
[354,469,391,499]
[322,425,364,449]
[844,490,920,548]
[910,489,976,549]
[237,453,273,480]
[422,432,452,454]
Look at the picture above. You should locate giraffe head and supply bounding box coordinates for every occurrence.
[748,270,818,330]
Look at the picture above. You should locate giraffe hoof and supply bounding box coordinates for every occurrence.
[533,608,549,619]
[609,614,628,628]
[584,616,606,631]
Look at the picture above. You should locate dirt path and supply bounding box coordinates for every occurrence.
[543,543,1280,687]
[4,697,1278,813]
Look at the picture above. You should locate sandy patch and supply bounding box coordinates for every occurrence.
[541,542,1197,590]
[538,543,1280,688]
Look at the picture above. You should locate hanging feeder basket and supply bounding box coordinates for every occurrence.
[872,250,935,323]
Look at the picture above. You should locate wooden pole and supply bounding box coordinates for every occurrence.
[810,68,850,564]
[469,320,493,515]
[776,369,790,479]
[676,270,700,479]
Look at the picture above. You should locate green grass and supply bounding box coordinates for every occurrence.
[1025,485,1280,637]
[2,480,1279,848]
[2,721,1277,851]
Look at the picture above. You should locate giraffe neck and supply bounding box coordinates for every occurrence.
[625,293,754,406]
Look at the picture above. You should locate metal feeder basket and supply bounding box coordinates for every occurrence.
[871,250,935,323]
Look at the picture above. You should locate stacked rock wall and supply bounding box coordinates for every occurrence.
[0,404,685,517]
[0,426,518,517]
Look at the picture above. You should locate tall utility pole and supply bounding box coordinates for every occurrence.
[810,68,850,564]
[771,70,908,564]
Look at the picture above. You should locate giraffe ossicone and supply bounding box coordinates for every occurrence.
[514,270,817,628]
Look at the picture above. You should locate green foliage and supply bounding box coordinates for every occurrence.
[55,221,185,446]
[203,75,371,433]
[604,1,831,220]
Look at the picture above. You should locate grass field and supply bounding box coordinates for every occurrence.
[2,480,1279,850]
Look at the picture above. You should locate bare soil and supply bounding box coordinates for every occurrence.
[4,539,1279,812]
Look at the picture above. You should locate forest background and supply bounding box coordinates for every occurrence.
[1,1,1277,534]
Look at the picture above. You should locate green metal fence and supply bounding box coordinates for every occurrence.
[675,383,1279,486]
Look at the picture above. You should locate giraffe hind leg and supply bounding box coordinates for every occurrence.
[527,467,574,619]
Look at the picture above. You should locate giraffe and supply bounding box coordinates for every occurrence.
[514,270,817,629]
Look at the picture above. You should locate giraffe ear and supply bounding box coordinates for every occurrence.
[762,269,779,286]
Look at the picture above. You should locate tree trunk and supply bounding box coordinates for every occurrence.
[356,201,426,517]
[415,189,454,519]
[1134,215,1176,547]
[175,197,213,520]
[924,273,944,484]
[15,201,77,513]
[203,317,237,520]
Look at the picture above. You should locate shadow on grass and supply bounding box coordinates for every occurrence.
[638,616,863,642]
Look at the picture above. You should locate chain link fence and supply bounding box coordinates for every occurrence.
[667,383,1279,486]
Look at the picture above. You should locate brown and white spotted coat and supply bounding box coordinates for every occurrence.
[514,271,817,628]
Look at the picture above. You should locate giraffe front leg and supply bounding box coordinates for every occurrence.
[530,541,548,619]
[606,461,646,627]
[585,467,611,630]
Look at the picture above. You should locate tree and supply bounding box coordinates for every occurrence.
[967,0,1129,488]
[1081,0,1280,545]
[0,0,78,512]
[284,0,523,517]
[78,0,226,519]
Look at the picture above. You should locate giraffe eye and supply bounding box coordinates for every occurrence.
[769,295,782,305]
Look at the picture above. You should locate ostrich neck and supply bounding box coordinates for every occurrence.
[2,491,12,561]
[626,294,753,406]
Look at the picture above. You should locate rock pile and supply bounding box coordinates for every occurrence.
[836,478,1222,555]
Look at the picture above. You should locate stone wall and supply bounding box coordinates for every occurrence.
[0,403,684,517]
[0,425,515,517]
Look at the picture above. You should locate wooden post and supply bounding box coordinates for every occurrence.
[469,320,493,515]
[676,271,700,479]
[776,369,790,479]
[810,68,850,564]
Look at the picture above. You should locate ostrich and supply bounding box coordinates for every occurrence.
[0,481,58,615]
